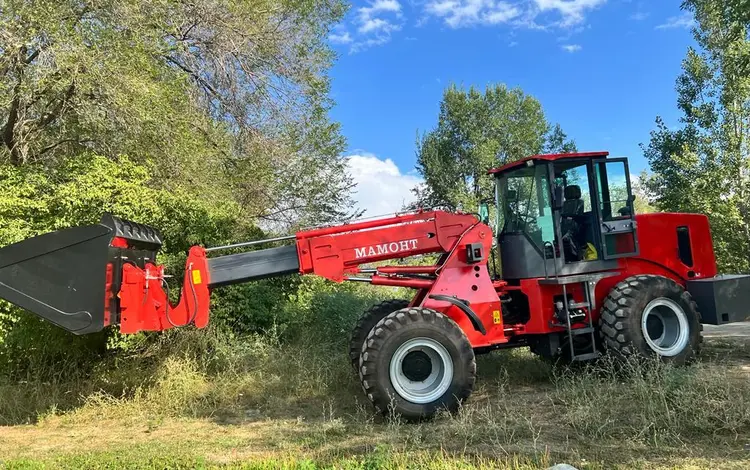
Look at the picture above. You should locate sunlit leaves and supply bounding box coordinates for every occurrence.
[644,1,750,272]
[414,84,576,211]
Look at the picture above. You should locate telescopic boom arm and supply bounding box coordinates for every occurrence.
[0,210,503,344]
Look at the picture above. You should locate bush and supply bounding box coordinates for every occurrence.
[0,155,254,377]
[0,153,409,385]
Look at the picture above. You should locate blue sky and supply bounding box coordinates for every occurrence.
[327,0,697,215]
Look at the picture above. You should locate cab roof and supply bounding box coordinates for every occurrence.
[487,151,610,176]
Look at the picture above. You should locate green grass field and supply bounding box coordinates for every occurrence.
[1,331,749,469]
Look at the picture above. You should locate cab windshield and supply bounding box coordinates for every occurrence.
[496,164,554,252]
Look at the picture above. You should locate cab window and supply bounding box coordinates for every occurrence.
[497,164,554,252]
[595,160,631,220]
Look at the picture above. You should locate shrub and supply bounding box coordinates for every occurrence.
[0,155,252,377]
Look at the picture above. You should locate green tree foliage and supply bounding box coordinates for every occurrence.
[0,155,256,374]
[642,0,750,272]
[0,0,354,226]
[0,0,360,373]
[414,84,576,211]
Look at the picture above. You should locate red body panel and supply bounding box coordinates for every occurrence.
[510,212,718,337]
[593,212,717,319]
[421,223,505,347]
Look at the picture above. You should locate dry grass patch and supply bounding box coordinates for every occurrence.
[1,332,750,468]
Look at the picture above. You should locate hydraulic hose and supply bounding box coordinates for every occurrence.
[164,263,199,328]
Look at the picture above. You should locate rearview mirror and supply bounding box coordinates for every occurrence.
[478,202,490,224]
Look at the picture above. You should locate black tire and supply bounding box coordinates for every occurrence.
[349,299,410,369]
[599,275,702,364]
[359,307,476,421]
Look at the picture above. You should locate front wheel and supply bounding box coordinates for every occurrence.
[349,299,409,370]
[359,307,476,421]
[599,275,702,364]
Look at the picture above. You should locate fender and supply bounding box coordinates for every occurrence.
[428,294,487,335]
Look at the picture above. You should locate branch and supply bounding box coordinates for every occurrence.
[2,85,20,165]
[162,54,221,98]
[38,138,94,156]
[38,81,75,127]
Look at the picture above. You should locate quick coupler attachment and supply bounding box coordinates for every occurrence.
[0,214,210,335]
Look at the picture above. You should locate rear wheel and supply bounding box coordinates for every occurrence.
[359,307,475,421]
[349,299,409,369]
[599,275,702,364]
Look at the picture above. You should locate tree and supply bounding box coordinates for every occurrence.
[642,0,750,272]
[0,0,353,227]
[414,84,576,211]
[0,0,357,368]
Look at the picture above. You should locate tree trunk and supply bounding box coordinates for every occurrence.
[2,89,21,166]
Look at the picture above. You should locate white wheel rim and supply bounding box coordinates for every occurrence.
[389,337,453,404]
[641,297,690,357]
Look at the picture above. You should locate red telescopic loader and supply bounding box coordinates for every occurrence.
[1,152,748,420]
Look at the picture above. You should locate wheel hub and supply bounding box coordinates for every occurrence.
[389,337,453,404]
[642,297,690,357]
[402,350,433,382]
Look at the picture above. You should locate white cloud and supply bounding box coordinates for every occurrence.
[533,0,607,27]
[629,11,648,21]
[424,1,522,28]
[349,0,403,51]
[422,0,605,30]
[329,31,353,44]
[656,12,695,30]
[561,43,581,52]
[346,154,422,216]
[332,0,609,52]
[361,0,402,15]
[359,17,400,34]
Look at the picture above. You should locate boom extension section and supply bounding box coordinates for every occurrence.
[0,211,499,339]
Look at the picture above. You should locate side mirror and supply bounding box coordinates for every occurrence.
[552,186,564,211]
[479,201,490,224]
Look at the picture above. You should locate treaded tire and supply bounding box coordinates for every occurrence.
[599,274,702,364]
[359,307,476,421]
[349,299,410,369]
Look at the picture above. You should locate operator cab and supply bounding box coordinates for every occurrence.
[489,151,638,280]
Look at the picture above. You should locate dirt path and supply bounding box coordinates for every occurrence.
[704,322,750,339]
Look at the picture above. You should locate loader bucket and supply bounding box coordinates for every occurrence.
[0,215,162,335]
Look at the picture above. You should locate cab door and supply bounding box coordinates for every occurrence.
[592,158,639,259]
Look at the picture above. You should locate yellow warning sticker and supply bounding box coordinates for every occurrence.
[192,270,202,285]
[492,310,502,324]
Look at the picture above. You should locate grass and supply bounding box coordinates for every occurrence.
[1,329,750,469]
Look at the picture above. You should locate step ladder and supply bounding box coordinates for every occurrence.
[539,272,619,362]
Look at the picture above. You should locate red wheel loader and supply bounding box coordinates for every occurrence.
[2,151,749,420]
